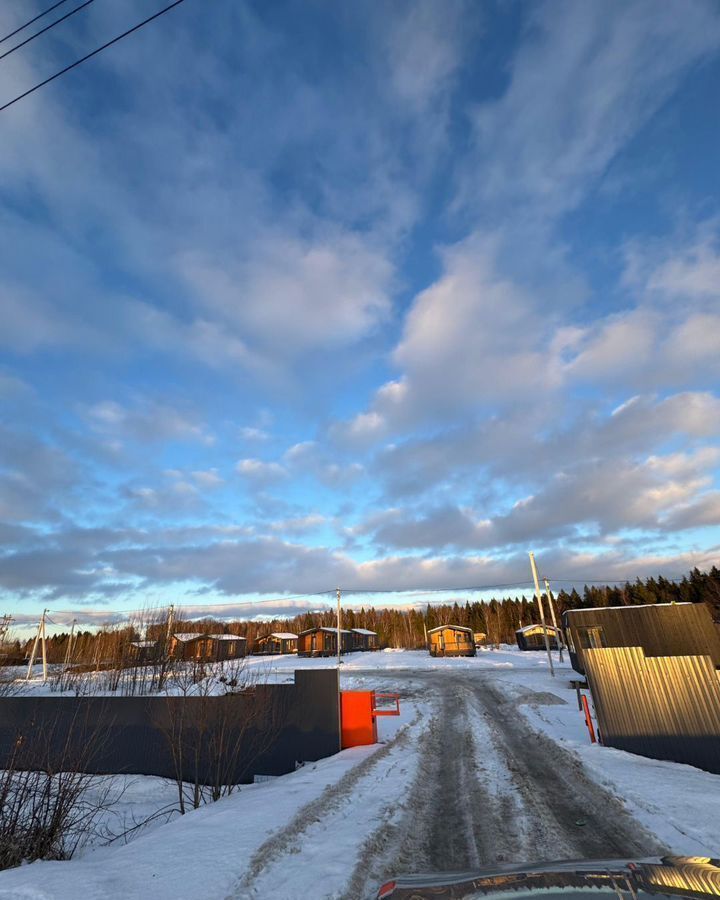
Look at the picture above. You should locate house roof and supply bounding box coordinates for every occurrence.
[516,624,559,634]
[298,626,351,635]
[266,632,297,640]
[427,624,473,635]
[210,634,247,641]
[565,602,692,615]
[351,628,377,636]
[172,632,207,642]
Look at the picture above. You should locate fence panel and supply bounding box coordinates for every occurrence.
[584,646,720,774]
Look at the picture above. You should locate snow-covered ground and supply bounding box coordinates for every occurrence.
[1,647,718,899]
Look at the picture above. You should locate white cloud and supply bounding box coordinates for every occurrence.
[460,0,720,214]
[235,458,287,481]
[190,469,224,488]
[178,229,394,360]
[240,427,269,442]
[86,400,214,446]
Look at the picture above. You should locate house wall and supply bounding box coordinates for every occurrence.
[298,630,350,657]
[0,669,340,784]
[563,603,720,675]
[428,628,476,657]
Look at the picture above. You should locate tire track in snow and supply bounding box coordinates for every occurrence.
[465,677,667,860]
[227,707,424,900]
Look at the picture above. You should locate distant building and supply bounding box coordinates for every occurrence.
[252,632,298,655]
[128,640,159,664]
[297,627,352,657]
[427,625,476,657]
[473,631,487,646]
[563,602,720,676]
[208,634,247,661]
[350,628,378,651]
[169,632,246,662]
[515,624,560,651]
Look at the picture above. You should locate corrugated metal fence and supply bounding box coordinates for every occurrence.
[584,646,720,774]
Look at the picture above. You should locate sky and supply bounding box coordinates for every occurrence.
[1,0,720,626]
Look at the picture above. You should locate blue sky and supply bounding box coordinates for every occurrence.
[1,0,720,626]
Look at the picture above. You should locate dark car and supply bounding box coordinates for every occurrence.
[376,856,720,899]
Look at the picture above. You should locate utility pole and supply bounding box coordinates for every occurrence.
[26,609,48,681]
[62,619,77,678]
[165,604,175,644]
[543,577,564,663]
[0,614,12,644]
[529,553,554,676]
[336,587,342,667]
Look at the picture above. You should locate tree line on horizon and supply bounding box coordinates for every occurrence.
[5,566,720,663]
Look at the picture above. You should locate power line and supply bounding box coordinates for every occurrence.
[0,0,190,114]
[339,582,534,595]
[0,0,96,64]
[0,0,71,45]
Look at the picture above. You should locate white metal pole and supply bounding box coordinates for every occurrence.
[544,577,564,663]
[529,553,554,676]
[26,614,43,680]
[336,587,342,667]
[63,620,76,676]
[40,610,48,682]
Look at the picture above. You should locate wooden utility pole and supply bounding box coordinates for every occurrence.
[165,604,175,645]
[336,587,342,667]
[529,553,554,676]
[543,577,564,663]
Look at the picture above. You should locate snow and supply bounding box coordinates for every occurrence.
[264,632,297,640]
[351,628,377,635]
[515,623,559,634]
[2,647,719,898]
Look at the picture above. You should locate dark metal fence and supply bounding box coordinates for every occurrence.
[0,669,340,784]
[584,646,720,774]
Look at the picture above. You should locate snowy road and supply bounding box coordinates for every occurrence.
[231,666,665,900]
[2,650,716,900]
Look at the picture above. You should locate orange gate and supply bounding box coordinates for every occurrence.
[340,690,400,748]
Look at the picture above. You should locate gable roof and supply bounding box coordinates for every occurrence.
[210,634,247,641]
[516,624,559,635]
[427,624,473,635]
[351,628,377,636]
[172,632,207,642]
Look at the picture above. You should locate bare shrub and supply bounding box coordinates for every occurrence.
[0,705,119,870]
[162,662,288,813]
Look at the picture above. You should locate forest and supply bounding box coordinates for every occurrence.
[6,566,720,663]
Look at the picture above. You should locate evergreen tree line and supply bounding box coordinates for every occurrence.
[7,566,720,662]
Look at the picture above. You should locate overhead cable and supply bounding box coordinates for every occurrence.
[0,0,96,64]
[0,0,189,114]
[0,1,71,45]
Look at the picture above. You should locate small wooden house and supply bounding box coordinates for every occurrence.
[350,628,378,651]
[516,624,560,651]
[297,627,352,657]
[252,632,298,655]
[169,633,213,661]
[128,640,159,664]
[427,625,476,657]
[209,634,247,661]
[473,632,488,646]
[563,602,720,676]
